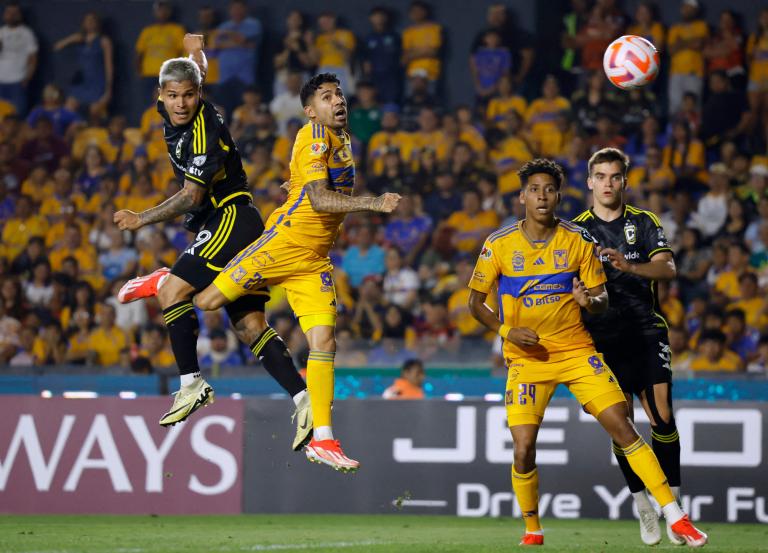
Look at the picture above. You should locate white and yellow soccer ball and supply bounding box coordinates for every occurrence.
[603,35,660,90]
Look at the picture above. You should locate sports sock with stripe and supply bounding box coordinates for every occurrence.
[622,437,675,508]
[307,350,335,436]
[612,440,646,493]
[162,301,200,383]
[512,466,541,532]
[250,327,306,397]
[651,421,681,488]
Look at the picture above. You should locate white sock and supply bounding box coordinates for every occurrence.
[292,389,307,407]
[670,486,681,502]
[525,530,543,536]
[633,489,655,512]
[314,425,333,441]
[661,500,685,525]
[180,372,201,387]
[157,273,169,290]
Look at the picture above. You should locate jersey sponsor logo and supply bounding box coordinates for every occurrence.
[188,166,203,177]
[310,161,325,170]
[472,271,486,283]
[193,155,207,166]
[624,250,640,260]
[310,142,328,155]
[553,249,568,269]
[480,246,493,260]
[522,295,562,308]
[512,250,524,271]
[533,257,545,266]
[658,342,672,371]
[580,227,597,244]
[624,222,637,244]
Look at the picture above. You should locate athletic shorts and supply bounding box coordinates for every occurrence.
[213,229,337,321]
[172,201,269,314]
[594,331,672,397]
[505,349,626,427]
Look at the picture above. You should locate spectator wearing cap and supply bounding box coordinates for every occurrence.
[688,163,729,238]
[349,81,381,147]
[134,0,185,104]
[363,7,401,104]
[309,12,356,95]
[667,0,708,116]
[341,225,386,288]
[690,329,743,372]
[269,70,304,135]
[729,272,768,331]
[0,2,38,115]
[383,358,425,399]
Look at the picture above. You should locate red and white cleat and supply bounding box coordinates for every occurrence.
[519,533,544,546]
[670,516,708,548]
[304,439,360,473]
[118,267,171,304]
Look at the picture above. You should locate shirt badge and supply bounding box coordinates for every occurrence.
[512,250,524,272]
[624,221,637,245]
[310,142,328,155]
[553,249,568,269]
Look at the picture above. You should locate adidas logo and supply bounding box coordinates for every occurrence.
[533,257,545,266]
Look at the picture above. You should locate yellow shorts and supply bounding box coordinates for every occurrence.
[505,350,625,427]
[213,229,337,320]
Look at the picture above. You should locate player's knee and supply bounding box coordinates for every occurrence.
[157,277,190,308]
[513,444,536,472]
[193,290,225,311]
[652,415,677,436]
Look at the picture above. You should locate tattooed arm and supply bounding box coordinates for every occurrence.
[114,180,206,230]
[305,179,401,213]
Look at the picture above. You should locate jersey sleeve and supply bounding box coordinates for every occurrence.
[640,212,673,259]
[294,124,331,183]
[183,105,225,188]
[468,239,501,294]
[577,227,607,289]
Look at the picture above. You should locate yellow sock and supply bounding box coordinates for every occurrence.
[622,437,675,506]
[512,466,541,532]
[307,351,335,428]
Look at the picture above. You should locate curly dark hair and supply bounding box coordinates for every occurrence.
[517,158,565,190]
[300,73,341,107]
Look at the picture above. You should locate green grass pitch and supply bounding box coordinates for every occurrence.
[1,514,766,552]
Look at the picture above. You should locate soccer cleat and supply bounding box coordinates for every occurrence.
[667,519,686,546]
[519,533,544,546]
[159,378,214,427]
[305,439,360,473]
[291,393,313,451]
[118,267,171,303]
[639,507,662,545]
[670,515,708,548]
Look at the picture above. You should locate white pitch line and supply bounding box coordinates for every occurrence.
[392,499,448,508]
[240,540,384,551]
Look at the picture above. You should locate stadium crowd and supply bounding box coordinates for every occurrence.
[0,0,767,374]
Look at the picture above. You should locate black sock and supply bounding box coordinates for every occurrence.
[163,301,200,376]
[651,421,681,488]
[613,441,646,493]
[251,327,306,396]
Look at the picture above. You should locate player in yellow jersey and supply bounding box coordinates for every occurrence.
[467,159,708,548]
[193,73,401,472]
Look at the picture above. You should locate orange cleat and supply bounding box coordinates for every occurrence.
[305,439,360,473]
[118,267,171,303]
[519,533,544,546]
[670,515,708,548]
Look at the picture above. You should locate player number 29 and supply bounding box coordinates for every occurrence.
[518,383,536,406]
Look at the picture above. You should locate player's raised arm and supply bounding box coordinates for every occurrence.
[183,33,208,83]
[114,179,206,230]
[305,179,400,213]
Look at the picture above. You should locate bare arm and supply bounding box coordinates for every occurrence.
[113,180,206,230]
[600,248,677,281]
[24,52,37,86]
[305,179,400,214]
[573,280,609,314]
[101,36,114,100]
[515,47,534,85]
[184,34,208,82]
[53,32,83,51]
[468,289,540,347]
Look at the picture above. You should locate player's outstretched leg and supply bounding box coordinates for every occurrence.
[510,425,544,546]
[118,267,171,303]
[302,323,359,473]
[595,401,707,548]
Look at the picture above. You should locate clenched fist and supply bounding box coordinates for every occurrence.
[183,33,204,54]
[373,192,401,213]
[114,210,143,231]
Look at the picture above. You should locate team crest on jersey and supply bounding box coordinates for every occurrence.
[512,250,524,272]
[310,142,328,155]
[216,112,224,124]
[624,221,637,245]
[320,271,334,292]
[193,155,207,166]
[553,249,568,269]
[480,246,493,260]
[230,266,247,284]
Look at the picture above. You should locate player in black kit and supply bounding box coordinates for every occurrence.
[114,35,311,449]
[573,148,684,547]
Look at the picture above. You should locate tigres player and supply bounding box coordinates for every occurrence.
[467,159,707,547]
[115,35,312,451]
[193,73,401,472]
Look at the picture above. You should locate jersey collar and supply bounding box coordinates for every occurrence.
[519,218,558,250]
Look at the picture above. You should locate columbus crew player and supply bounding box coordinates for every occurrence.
[467,158,707,547]
[573,147,684,546]
[115,35,311,450]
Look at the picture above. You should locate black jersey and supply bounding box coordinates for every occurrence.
[158,98,251,230]
[572,204,672,337]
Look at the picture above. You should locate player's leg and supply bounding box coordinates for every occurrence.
[224,296,312,450]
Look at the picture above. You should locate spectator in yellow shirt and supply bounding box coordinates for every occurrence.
[39,168,86,219]
[729,272,768,331]
[1,195,48,260]
[525,74,570,145]
[667,0,709,115]
[445,189,500,254]
[402,1,443,86]
[689,329,744,372]
[715,241,754,301]
[627,145,676,194]
[44,198,90,249]
[367,107,414,175]
[115,173,164,214]
[87,302,129,367]
[138,324,175,370]
[134,0,185,101]
[488,115,533,195]
[49,225,101,290]
[310,13,356,94]
[486,74,527,130]
[627,1,665,52]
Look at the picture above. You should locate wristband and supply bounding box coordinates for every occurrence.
[498,324,512,339]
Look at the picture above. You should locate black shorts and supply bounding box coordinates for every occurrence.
[594,330,672,396]
[172,201,269,314]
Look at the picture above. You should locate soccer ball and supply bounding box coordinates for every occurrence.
[603,35,660,90]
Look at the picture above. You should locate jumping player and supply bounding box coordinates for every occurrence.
[573,147,683,546]
[467,158,707,547]
[115,35,312,451]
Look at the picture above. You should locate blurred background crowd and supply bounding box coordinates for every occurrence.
[0,0,767,376]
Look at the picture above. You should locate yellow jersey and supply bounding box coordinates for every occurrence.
[135,23,186,77]
[267,121,354,257]
[668,20,708,77]
[402,22,443,80]
[315,29,356,67]
[469,220,606,361]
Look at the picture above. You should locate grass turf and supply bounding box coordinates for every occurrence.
[1,515,766,553]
